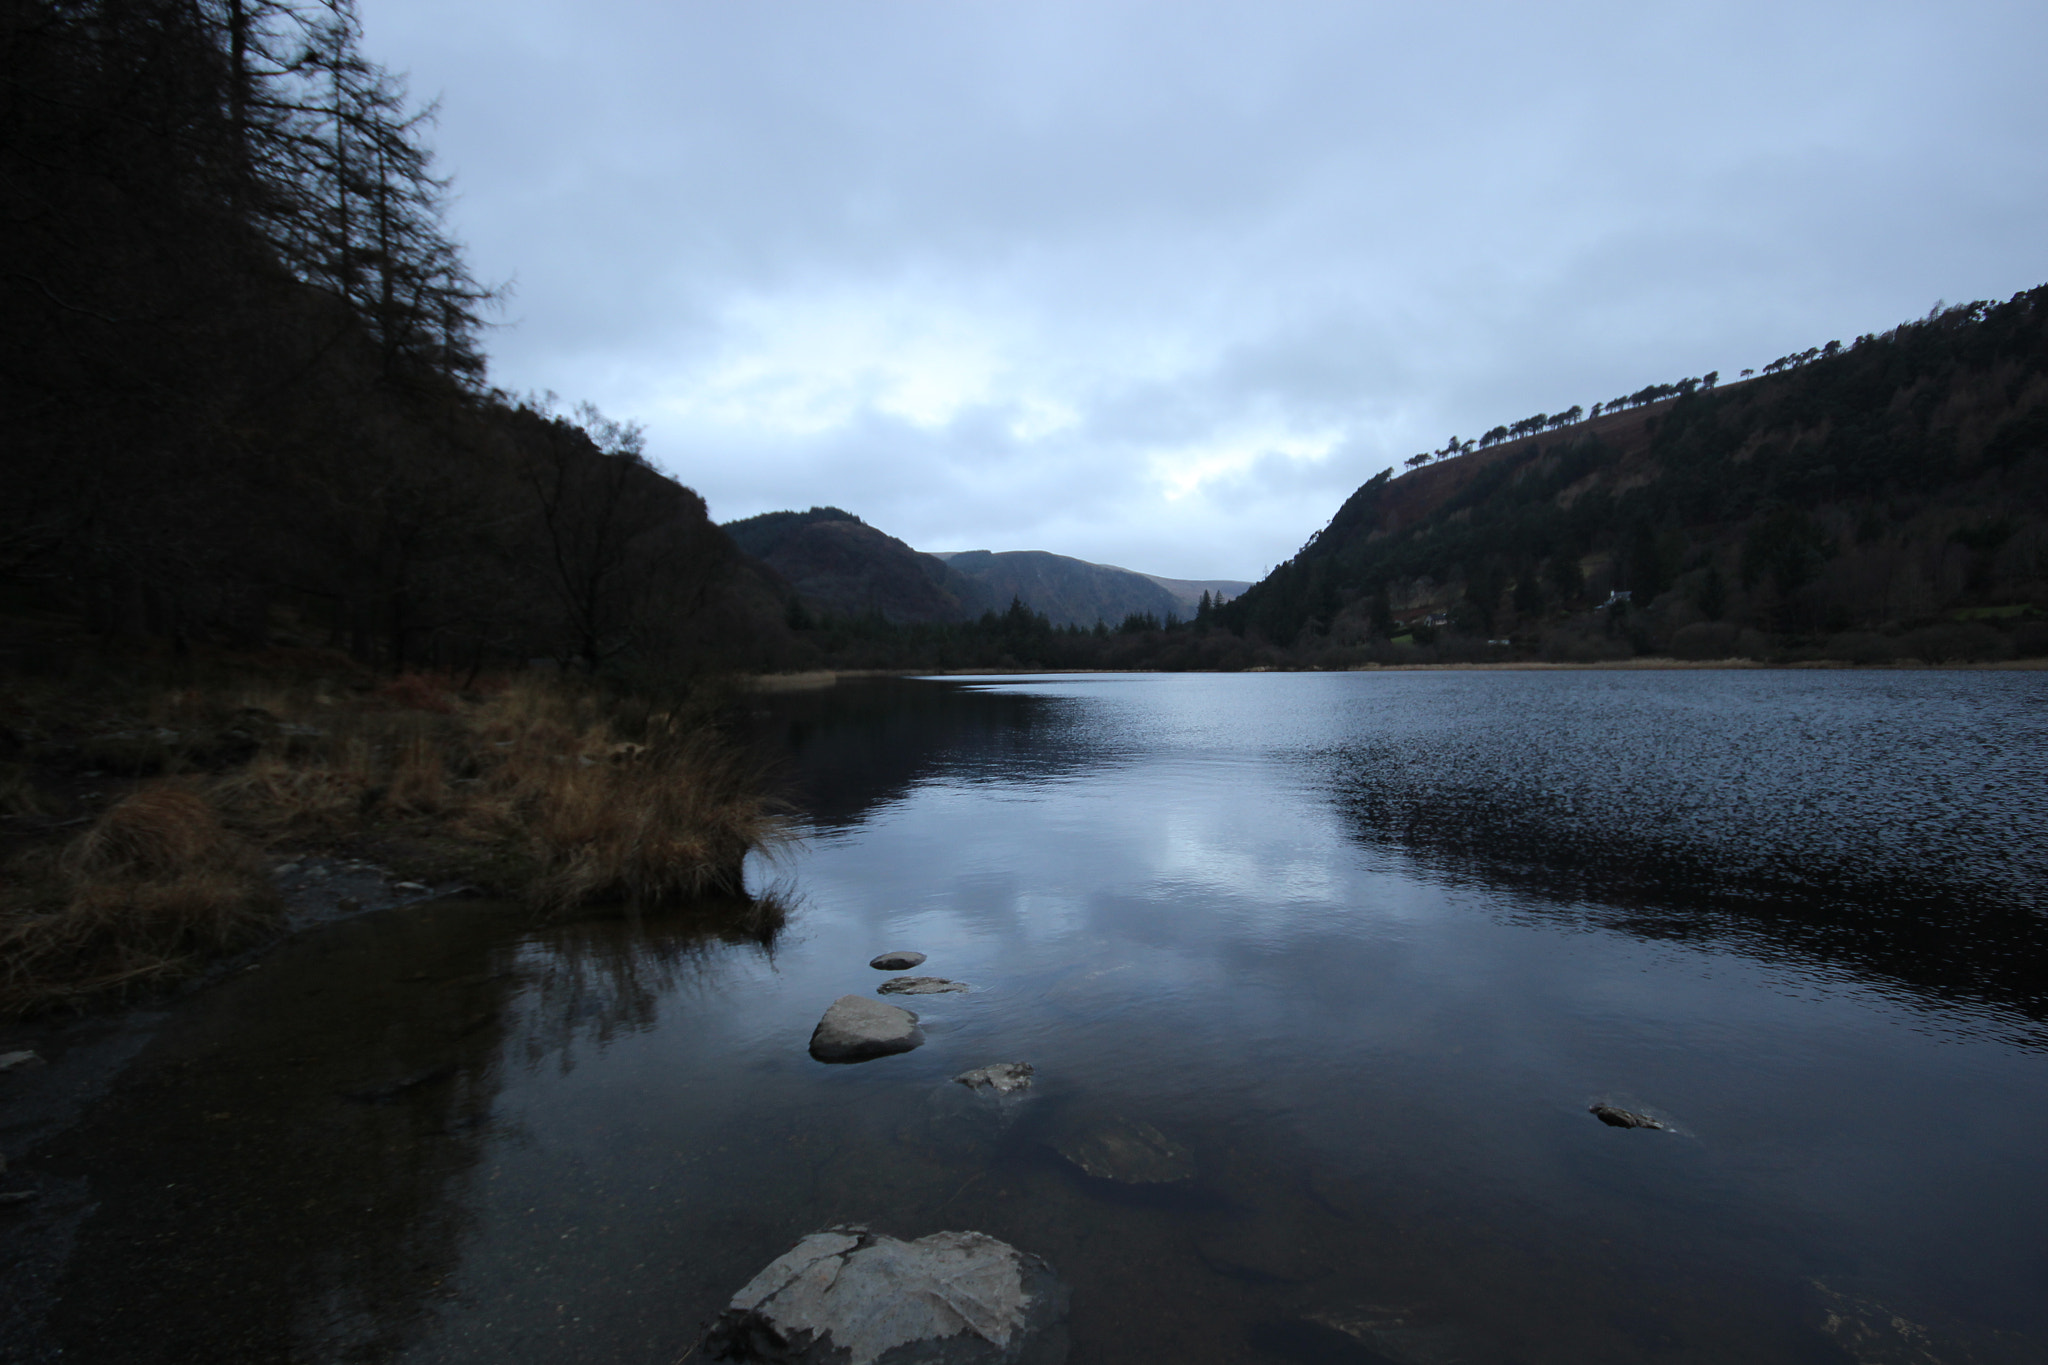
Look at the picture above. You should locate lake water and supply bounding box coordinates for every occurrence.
[41,671,2048,1364]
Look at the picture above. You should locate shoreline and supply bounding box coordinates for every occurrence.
[747,656,2048,685]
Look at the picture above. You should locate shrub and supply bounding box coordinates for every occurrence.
[1899,622,2007,663]
[1823,631,1898,665]
[2011,621,2048,659]
[1670,622,1740,660]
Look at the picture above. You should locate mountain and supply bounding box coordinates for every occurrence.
[722,509,993,625]
[1221,288,2048,662]
[1118,569,1252,615]
[725,509,1248,630]
[932,550,1189,627]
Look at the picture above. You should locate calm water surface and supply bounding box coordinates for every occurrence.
[46,671,2048,1364]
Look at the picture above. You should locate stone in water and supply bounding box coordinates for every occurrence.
[954,1062,1034,1095]
[870,950,927,970]
[703,1226,1069,1365]
[809,995,924,1062]
[879,975,969,995]
[1589,1103,1666,1130]
[1053,1117,1194,1184]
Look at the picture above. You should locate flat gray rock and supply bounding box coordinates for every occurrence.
[810,995,924,1062]
[704,1226,1069,1364]
[1052,1117,1193,1184]
[954,1063,1034,1095]
[880,975,969,995]
[870,951,927,970]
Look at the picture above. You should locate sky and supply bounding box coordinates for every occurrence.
[356,0,2048,581]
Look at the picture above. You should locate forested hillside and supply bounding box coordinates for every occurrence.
[1,0,786,676]
[1221,291,2048,663]
[936,550,1186,629]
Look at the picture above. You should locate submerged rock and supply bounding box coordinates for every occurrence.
[1196,1222,1331,1285]
[703,1226,1069,1365]
[1282,1304,1482,1365]
[954,1063,1034,1095]
[0,1051,44,1074]
[880,976,970,995]
[1589,1103,1666,1130]
[870,951,927,970]
[810,995,924,1062]
[1052,1117,1193,1184]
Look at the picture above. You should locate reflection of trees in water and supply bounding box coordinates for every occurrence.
[45,887,796,1362]
[742,679,1095,828]
[514,886,793,1065]
[1319,748,2048,1038]
[46,902,525,1362]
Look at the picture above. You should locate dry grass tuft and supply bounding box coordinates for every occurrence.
[525,734,789,917]
[1,783,280,1016]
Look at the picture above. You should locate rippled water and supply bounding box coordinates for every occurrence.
[42,671,2048,1364]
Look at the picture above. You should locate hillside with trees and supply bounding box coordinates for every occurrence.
[1217,292,2048,665]
[930,551,1187,628]
[2,0,787,679]
[722,509,994,626]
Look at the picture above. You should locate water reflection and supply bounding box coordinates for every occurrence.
[46,891,790,1364]
[39,672,2048,1365]
[739,676,1091,826]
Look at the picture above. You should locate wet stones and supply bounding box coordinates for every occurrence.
[879,975,969,995]
[809,995,924,1062]
[954,1063,1034,1095]
[1052,1117,1194,1184]
[870,950,927,970]
[1589,1103,1666,1130]
[703,1226,1069,1365]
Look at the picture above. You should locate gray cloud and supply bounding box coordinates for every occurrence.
[362,0,2048,578]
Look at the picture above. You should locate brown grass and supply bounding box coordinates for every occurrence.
[203,675,792,916]
[1,668,790,1016]
[0,784,280,1015]
[524,733,785,917]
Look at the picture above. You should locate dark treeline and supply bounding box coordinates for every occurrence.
[2,0,783,679]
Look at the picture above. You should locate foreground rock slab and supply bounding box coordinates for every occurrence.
[880,976,970,995]
[704,1226,1069,1365]
[870,950,927,970]
[810,995,924,1062]
[954,1063,1034,1095]
[1589,1103,1666,1130]
[1053,1117,1194,1184]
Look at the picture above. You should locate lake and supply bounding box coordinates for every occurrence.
[39,670,2048,1364]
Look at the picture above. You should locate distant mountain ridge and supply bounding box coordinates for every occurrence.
[724,508,1246,627]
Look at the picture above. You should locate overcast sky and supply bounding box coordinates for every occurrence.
[357,0,2047,580]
